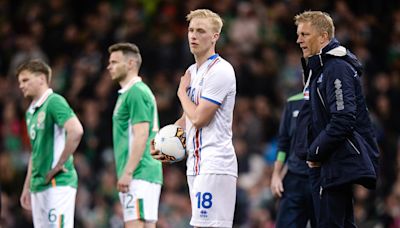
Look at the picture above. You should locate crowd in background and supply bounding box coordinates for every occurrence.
[0,0,399,227]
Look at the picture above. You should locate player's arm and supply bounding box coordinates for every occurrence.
[174,114,186,130]
[118,122,149,193]
[177,71,218,129]
[271,104,291,198]
[45,116,84,183]
[20,156,32,210]
[271,152,287,198]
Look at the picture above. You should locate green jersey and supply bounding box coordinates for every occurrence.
[26,89,78,192]
[112,77,162,184]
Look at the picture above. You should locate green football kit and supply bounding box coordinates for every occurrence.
[112,77,162,184]
[26,89,78,193]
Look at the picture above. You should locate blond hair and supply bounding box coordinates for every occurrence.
[294,11,335,40]
[186,9,223,34]
[16,59,52,83]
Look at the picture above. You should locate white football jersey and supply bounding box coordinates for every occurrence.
[185,54,238,177]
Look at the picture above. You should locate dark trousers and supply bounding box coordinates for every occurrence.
[319,184,356,228]
[309,167,321,225]
[275,171,317,228]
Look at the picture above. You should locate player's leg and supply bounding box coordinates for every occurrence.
[343,186,356,228]
[309,167,321,227]
[275,172,309,228]
[119,179,161,228]
[305,176,317,228]
[31,191,46,227]
[319,184,356,228]
[187,174,236,228]
[125,220,145,228]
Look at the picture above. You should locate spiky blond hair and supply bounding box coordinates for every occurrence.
[186,9,223,34]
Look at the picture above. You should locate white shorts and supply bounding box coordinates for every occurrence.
[31,186,77,228]
[118,179,161,222]
[187,174,237,228]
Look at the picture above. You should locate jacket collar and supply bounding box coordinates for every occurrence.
[304,38,363,77]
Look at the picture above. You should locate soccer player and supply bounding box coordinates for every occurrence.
[17,59,83,228]
[271,92,317,227]
[152,9,237,228]
[107,42,163,228]
[294,11,379,227]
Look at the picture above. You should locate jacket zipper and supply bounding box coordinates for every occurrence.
[320,186,323,199]
[317,86,360,156]
[317,87,326,109]
[347,138,361,154]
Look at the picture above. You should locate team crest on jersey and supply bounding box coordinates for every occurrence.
[36,111,46,129]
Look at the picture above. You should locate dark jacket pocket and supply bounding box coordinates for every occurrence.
[321,132,377,189]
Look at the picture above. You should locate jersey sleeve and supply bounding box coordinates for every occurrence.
[276,104,291,161]
[201,63,235,105]
[48,95,76,126]
[128,87,153,125]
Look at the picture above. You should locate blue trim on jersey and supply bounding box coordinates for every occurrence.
[208,53,219,60]
[199,128,202,174]
[201,96,221,105]
[192,136,196,174]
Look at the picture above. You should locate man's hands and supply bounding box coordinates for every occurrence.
[271,173,284,198]
[45,164,68,184]
[306,161,321,168]
[150,139,174,163]
[177,71,191,98]
[117,172,132,193]
[20,188,31,210]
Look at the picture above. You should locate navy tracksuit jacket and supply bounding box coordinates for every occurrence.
[295,38,379,190]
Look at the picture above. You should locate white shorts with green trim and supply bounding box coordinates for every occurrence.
[187,174,237,228]
[31,186,77,228]
[118,179,161,222]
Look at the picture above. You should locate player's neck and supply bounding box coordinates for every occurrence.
[119,73,139,88]
[195,50,216,68]
[32,86,49,103]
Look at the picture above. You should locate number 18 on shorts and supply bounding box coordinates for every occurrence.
[188,174,237,228]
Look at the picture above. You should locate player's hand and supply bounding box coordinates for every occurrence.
[45,164,68,184]
[20,188,32,210]
[271,173,284,198]
[177,70,191,97]
[306,161,321,168]
[117,172,132,193]
[150,139,174,163]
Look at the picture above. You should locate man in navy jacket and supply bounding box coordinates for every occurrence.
[294,11,379,227]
